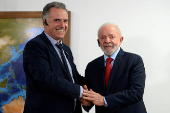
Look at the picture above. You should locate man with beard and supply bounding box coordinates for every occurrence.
[83,23,147,113]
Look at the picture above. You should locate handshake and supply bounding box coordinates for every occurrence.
[79,85,106,106]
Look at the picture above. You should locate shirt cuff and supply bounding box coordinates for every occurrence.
[79,86,83,98]
[104,97,108,107]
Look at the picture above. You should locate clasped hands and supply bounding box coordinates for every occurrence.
[79,85,106,106]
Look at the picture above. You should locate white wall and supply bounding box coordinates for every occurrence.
[1,0,170,112]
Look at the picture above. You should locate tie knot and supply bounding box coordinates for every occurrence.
[106,58,113,63]
[55,43,63,50]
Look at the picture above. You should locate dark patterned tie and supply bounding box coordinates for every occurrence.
[55,43,72,82]
[105,58,113,87]
[56,44,77,108]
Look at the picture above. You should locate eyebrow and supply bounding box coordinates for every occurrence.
[109,34,115,36]
[54,19,68,21]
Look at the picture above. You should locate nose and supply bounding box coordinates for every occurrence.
[60,21,65,28]
[105,37,111,43]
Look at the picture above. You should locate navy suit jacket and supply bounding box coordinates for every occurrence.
[23,32,85,113]
[84,48,147,113]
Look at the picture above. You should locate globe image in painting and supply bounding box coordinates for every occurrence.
[0,18,43,113]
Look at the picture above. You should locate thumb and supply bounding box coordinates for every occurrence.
[90,89,93,92]
[83,85,88,90]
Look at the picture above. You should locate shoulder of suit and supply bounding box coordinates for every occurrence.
[124,51,141,57]
[25,32,45,47]
[123,51,143,61]
[87,55,104,65]
[28,32,43,42]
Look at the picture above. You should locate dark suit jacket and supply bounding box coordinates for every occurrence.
[84,48,147,113]
[23,32,85,113]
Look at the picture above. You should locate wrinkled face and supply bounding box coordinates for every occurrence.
[98,24,123,57]
[43,7,68,42]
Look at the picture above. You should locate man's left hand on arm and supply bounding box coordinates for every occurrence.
[83,89,105,106]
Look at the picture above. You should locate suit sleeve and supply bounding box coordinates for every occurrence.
[105,55,146,111]
[23,40,81,99]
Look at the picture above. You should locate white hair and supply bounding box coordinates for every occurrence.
[97,22,122,37]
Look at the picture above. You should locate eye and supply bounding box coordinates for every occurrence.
[101,36,105,39]
[110,35,115,39]
[54,19,60,22]
[64,19,68,23]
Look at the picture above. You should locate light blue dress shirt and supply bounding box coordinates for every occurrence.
[44,33,83,109]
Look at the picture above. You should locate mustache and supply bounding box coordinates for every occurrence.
[103,44,114,47]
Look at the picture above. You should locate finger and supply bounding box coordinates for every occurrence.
[83,90,93,94]
[90,89,95,92]
[83,85,88,90]
[90,89,94,92]
[90,89,96,94]
[83,89,89,93]
[83,92,94,97]
[84,89,95,95]
[83,96,93,101]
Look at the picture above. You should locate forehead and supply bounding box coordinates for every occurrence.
[48,7,68,19]
[99,24,118,35]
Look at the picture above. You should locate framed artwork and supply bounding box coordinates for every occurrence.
[0,11,71,113]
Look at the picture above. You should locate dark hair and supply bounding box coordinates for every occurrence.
[42,2,68,20]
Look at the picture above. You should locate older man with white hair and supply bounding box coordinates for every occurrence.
[83,22,147,113]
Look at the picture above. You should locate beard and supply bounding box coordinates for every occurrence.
[100,43,118,56]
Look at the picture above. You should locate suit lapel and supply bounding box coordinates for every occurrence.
[105,48,124,93]
[95,56,106,94]
[40,32,72,82]
[99,56,106,93]
[63,45,79,84]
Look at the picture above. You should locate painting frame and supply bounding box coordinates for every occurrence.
[0,11,71,46]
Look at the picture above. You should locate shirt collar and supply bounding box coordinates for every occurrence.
[104,47,120,62]
[45,32,63,46]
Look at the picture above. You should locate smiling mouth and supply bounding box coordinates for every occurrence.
[57,29,65,32]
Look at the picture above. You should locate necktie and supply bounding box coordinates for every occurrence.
[56,44,76,109]
[55,43,73,82]
[105,58,113,87]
